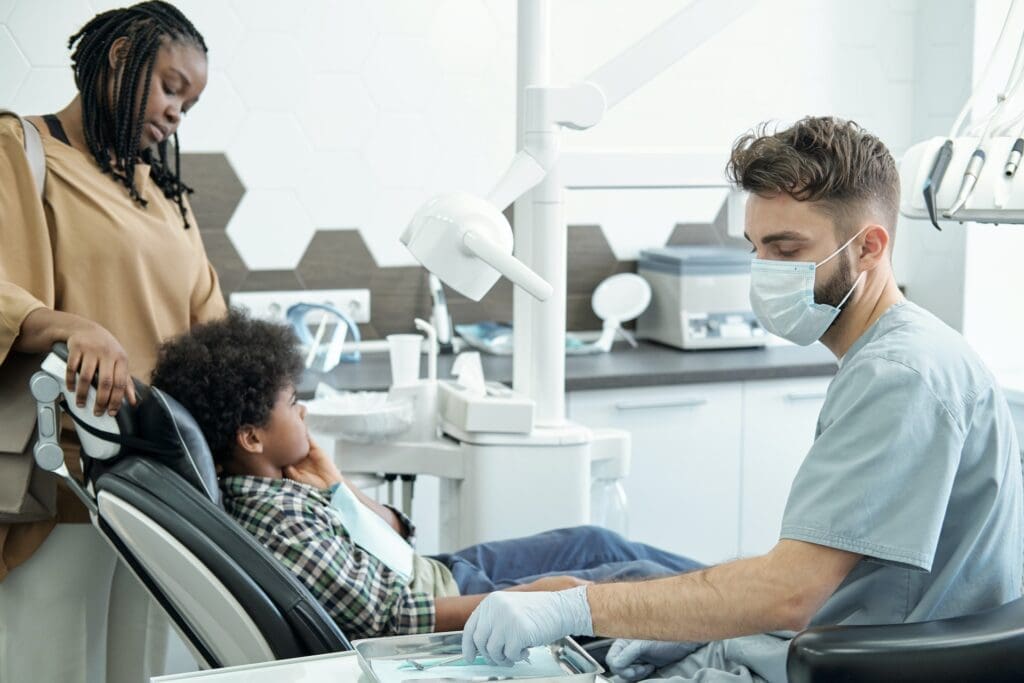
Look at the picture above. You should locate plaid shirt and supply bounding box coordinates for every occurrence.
[220,475,436,639]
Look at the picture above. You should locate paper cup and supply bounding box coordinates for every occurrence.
[386,334,423,386]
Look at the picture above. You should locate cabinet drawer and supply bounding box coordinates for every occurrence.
[569,383,742,564]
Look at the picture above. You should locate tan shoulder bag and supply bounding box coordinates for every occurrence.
[0,111,56,523]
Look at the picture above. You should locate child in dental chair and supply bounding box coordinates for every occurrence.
[150,309,700,640]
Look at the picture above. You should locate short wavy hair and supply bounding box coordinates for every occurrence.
[727,116,899,239]
[150,308,304,465]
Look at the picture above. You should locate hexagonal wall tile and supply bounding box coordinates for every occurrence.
[171,0,245,67]
[12,67,77,114]
[297,0,378,72]
[363,187,433,267]
[8,0,90,66]
[229,0,304,33]
[363,112,442,189]
[296,150,376,230]
[226,189,315,270]
[182,153,245,231]
[297,229,377,290]
[177,69,245,152]
[227,31,307,111]
[369,0,439,35]
[361,33,442,113]
[227,111,311,189]
[297,74,377,152]
[429,0,498,76]
[0,27,29,104]
[200,229,247,297]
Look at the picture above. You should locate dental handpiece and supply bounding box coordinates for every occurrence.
[944,148,986,218]
[1005,138,1024,177]
[923,139,953,230]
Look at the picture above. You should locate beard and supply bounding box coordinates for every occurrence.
[814,248,858,331]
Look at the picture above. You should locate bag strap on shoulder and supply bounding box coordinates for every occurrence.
[0,109,45,198]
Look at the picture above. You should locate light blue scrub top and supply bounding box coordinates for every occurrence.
[650,301,1023,683]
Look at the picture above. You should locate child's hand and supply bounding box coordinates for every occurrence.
[283,435,345,489]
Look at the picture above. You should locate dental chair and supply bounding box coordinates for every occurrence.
[786,595,1024,681]
[28,344,352,670]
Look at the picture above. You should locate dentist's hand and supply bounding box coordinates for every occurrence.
[461,586,593,667]
[284,435,344,489]
[605,639,704,681]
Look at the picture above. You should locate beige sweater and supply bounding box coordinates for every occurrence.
[0,114,227,580]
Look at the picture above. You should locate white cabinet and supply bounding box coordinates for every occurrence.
[568,376,829,565]
[739,378,829,556]
[568,383,743,565]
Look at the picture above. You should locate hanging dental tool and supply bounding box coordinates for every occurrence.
[945,3,1024,218]
[901,0,1024,226]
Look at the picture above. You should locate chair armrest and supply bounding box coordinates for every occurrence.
[786,597,1024,683]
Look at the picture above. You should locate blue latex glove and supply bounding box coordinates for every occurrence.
[605,638,705,681]
[461,586,593,666]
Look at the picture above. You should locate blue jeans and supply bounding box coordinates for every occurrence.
[431,525,703,595]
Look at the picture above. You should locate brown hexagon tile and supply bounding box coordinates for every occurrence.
[297,230,377,290]
[239,270,305,292]
[182,153,245,232]
[567,224,620,296]
[665,201,745,249]
[202,229,247,299]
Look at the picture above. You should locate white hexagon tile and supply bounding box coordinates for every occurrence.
[176,69,246,153]
[11,67,77,115]
[296,150,377,230]
[226,189,315,271]
[295,0,378,72]
[363,112,442,189]
[171,0,245,66]
[297,73,377,152]
[7,0,90,66]
[428,0,498,76]
[226,111,311,190]
[227,30,308,112]
[0,26,29,104]
[364,186,434,267]
[361,33,443,113]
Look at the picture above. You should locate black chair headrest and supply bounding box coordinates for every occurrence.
[136,385,221,506]
[80,381,222,507]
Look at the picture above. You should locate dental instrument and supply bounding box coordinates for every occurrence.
[401,654,479,671]
[428,274,454,354]
[903,0,1024,226]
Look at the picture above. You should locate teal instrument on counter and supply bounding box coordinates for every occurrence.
[286,302,361,370]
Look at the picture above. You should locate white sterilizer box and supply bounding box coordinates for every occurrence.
[636,245,766,350]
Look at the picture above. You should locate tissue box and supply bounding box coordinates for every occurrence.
[438,380,534,434]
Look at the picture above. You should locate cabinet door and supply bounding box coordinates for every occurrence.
[740,377,830,557]
[569,384,743,565]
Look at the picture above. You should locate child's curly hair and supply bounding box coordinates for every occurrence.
[150,308,304,465]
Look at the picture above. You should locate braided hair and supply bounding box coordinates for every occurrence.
[68,1,206,229]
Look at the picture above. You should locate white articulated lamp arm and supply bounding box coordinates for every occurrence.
[584,0,756,110]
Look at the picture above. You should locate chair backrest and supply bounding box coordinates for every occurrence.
[68,377,352,667]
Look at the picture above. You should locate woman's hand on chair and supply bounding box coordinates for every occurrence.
[65,318,136,416]
[284,435,345,489]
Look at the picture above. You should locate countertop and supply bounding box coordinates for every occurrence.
[299,341,838,395]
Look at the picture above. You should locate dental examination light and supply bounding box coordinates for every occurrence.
[403,0,755,425]
[901,0,1024,228]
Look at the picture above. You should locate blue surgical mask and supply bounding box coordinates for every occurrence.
[748,227,868,346]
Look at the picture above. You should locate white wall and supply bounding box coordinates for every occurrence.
[2,0,924,269]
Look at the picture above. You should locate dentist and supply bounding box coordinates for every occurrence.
[459,116,1023,682]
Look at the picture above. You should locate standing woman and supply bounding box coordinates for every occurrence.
[0,2,226,681]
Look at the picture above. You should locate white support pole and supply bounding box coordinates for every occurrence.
[512,0,549,403]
